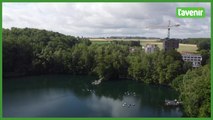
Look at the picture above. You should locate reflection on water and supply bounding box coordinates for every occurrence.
[3,75,183,117]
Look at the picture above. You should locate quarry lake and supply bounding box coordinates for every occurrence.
[3,75,183,117]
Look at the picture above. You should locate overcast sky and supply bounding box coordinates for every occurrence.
[3,3,211,38]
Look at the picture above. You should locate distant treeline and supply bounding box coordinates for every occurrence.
[3,28,210,117]
[179,38,210,44]
[111,40,141,46]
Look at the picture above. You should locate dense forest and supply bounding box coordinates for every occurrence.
[3,27,211,117]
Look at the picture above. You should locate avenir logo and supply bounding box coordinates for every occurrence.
[176,7,205,18]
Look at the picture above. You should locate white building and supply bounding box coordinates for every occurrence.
[145,44,158,54]
[181,52,202,67]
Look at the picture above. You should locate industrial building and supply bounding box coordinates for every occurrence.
[145,44,159,54]
[163,38,179,51]
[146,20,180,52]
[181,52,202,67]
[162,20,180,52]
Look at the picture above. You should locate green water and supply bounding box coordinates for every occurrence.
[3,75,183,117]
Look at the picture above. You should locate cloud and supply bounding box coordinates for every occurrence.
[3,3,211,38]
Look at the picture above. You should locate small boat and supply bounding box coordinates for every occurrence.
[91,78,103,85]
[122,102,127,107]
[165,99,182,106]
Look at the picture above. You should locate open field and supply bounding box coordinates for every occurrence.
[140,40,198,53]
[90,39,198,53]
[177,44,198,53]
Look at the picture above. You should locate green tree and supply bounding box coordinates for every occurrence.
[179,64,210,117]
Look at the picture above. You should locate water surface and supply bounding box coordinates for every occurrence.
[3,75,183,117]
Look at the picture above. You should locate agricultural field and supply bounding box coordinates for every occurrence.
[140,40,198,53]
[177,44,198,53]
[90,39,198,53]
